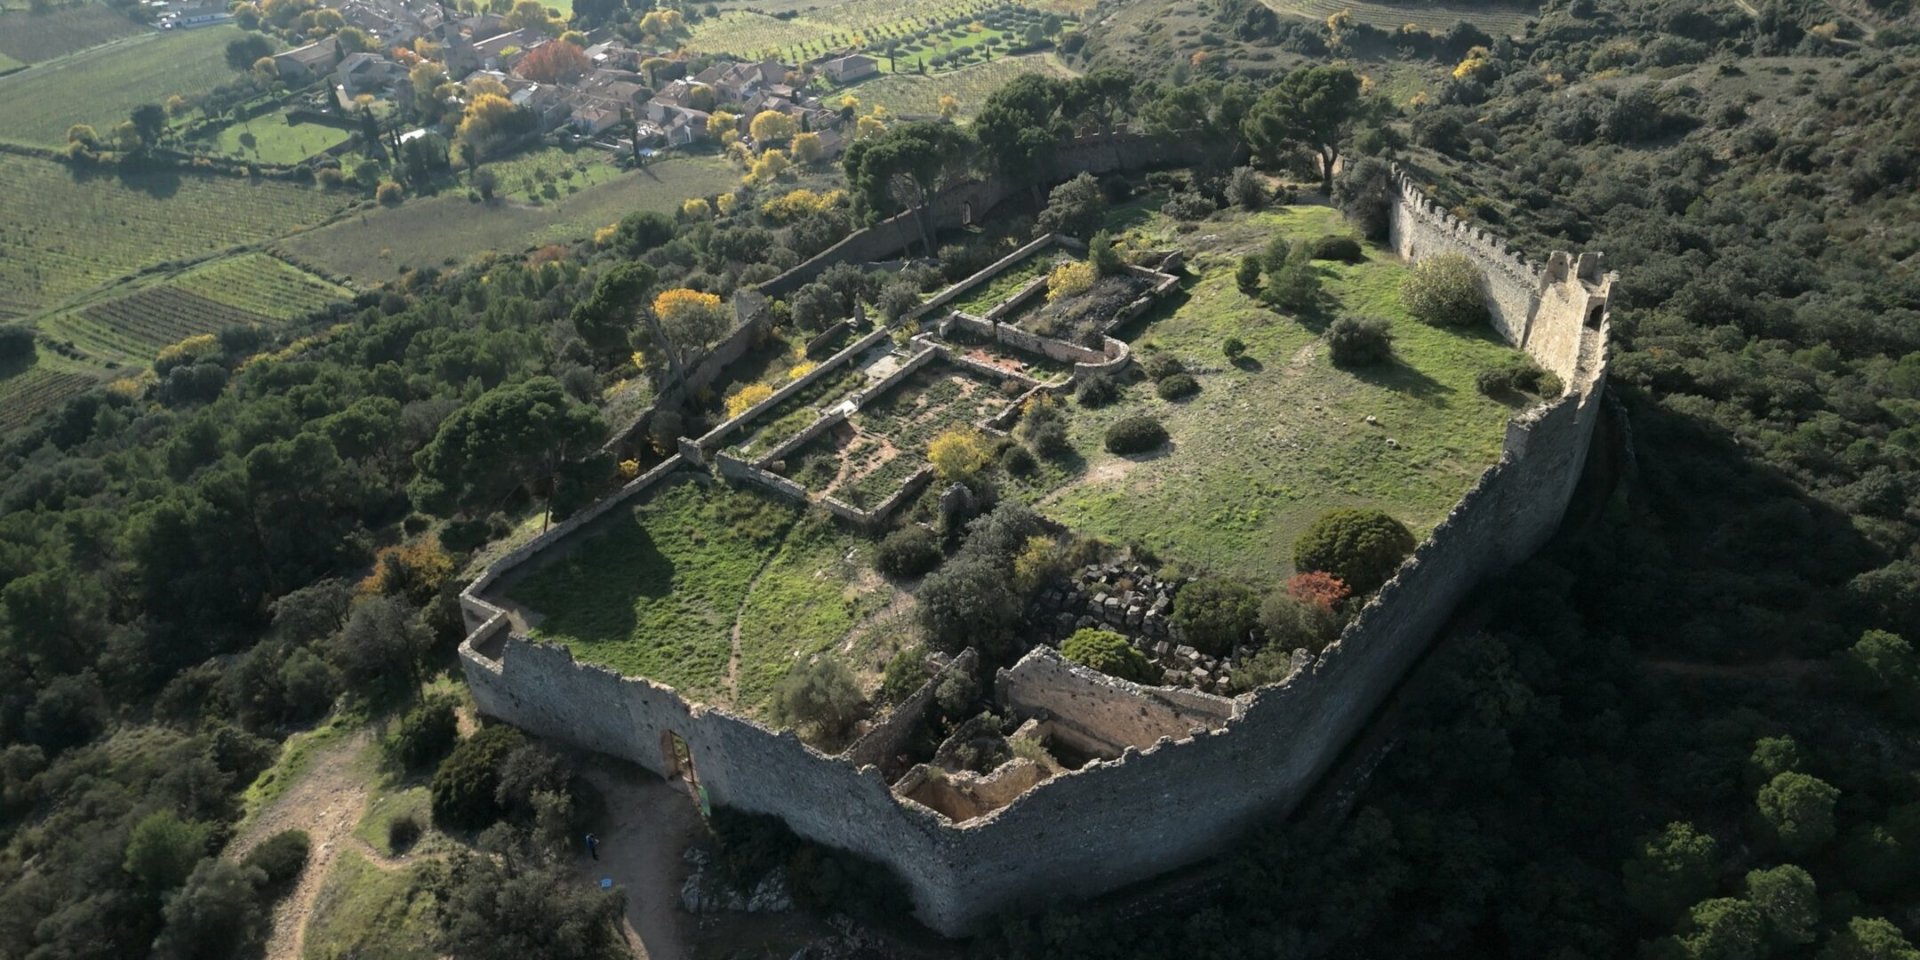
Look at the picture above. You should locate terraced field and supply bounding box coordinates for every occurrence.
[686,0,1048,64]
[856,53,1075,118]
[0,154,347,317]
[282,156,735,283]
[0,362,106,434]
[0,25,257,147]
[41,254,351,364]
[1262,0,1535,35]
[0,6,145,64]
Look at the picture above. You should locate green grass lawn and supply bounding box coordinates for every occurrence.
[207,114,353,165]
[1034,204,1532,586]
[280,155,735,284]
[0,153,348,318]
[302,850,439,960]
[0,25,259,147]
[503,476,892,716]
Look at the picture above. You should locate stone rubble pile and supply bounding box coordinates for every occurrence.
[1027,562,1237,694]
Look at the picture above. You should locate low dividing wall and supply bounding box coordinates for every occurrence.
[695,324,891,453]
[759,135,1222,299]
[461,170,1613,936]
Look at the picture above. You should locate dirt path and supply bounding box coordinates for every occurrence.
[575,764,705,960]
[724,517,800,703]
[228,731,376,960]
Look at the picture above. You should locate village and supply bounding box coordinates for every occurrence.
[244,0,882,160]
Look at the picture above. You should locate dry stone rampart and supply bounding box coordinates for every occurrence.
[459,170,1612,936]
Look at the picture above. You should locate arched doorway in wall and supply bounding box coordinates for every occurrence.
[1585,301,1606,329]
[961,201,973,226]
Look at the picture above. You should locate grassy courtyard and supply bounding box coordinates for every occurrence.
[502,476,894,717]
[1032,203,1532,585]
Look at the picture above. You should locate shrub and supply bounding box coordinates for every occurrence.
[1001,443,1037,475]
[1088,230,1124,277]
[1061,628,1157,683]
[1235,255,1263,294]
[1035,172,1106,239]
[376,181,404,205]
[387,813,423,853]
[430,725,525,831]
[1258,591,1341,653]
[725,382,775,418]
[386,694,459,771]
[1402,252,1488,327]
[770,658,866,744]
[1223,337,1247,361]
[1105,415,1167,454]
[124,811,212,893]
[1140,352,1185,381]
[1293,508,1416,594]
[1308,234,1364,262]
[1172,578,1260,656]
[876,526,942,579]
[1161,190,1215,220]
[1023,418,1071,459]
[929,427,996,483]
[878,647,931,705]
[1286,571,1351,610]
[241,830,309,892]
[1226,166,1266,210]
[1075,373,1120,408]
[1325,316,1394,367]
[1047,261,1097,303]
[1156,372,1199,400]
[1475,356,1562,398]
[1262,260,1321,311]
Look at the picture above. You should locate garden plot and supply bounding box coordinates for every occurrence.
[500,475,893,717]
[946,246,1080,316]
[779,358,1025,508]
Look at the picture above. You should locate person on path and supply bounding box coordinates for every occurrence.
[585,833,599,860]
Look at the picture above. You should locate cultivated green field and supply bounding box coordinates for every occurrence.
[1035,203,1531,584]
[281,156,736,283]
[505,477,893,716]
[481,145,628,202]
[207,114,353,165]
[0,356,108,435]
[0,153,347,317]
[0,6,145,64]
[0,25,257,147]
[0,52,23,74]
[40,253,352,364]
[857,53,1076,118]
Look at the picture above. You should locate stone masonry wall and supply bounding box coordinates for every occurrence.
[459,170,1612,936]
[995,648,1238,757]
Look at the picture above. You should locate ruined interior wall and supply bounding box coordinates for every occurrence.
[996,648,1237,757]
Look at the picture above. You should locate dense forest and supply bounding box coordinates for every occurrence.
[982,1,1920,958]
[2,0,1917,954]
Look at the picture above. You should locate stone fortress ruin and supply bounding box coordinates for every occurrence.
[456,166,1615,936]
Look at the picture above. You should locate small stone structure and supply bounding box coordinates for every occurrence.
[457,170,1614,936]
